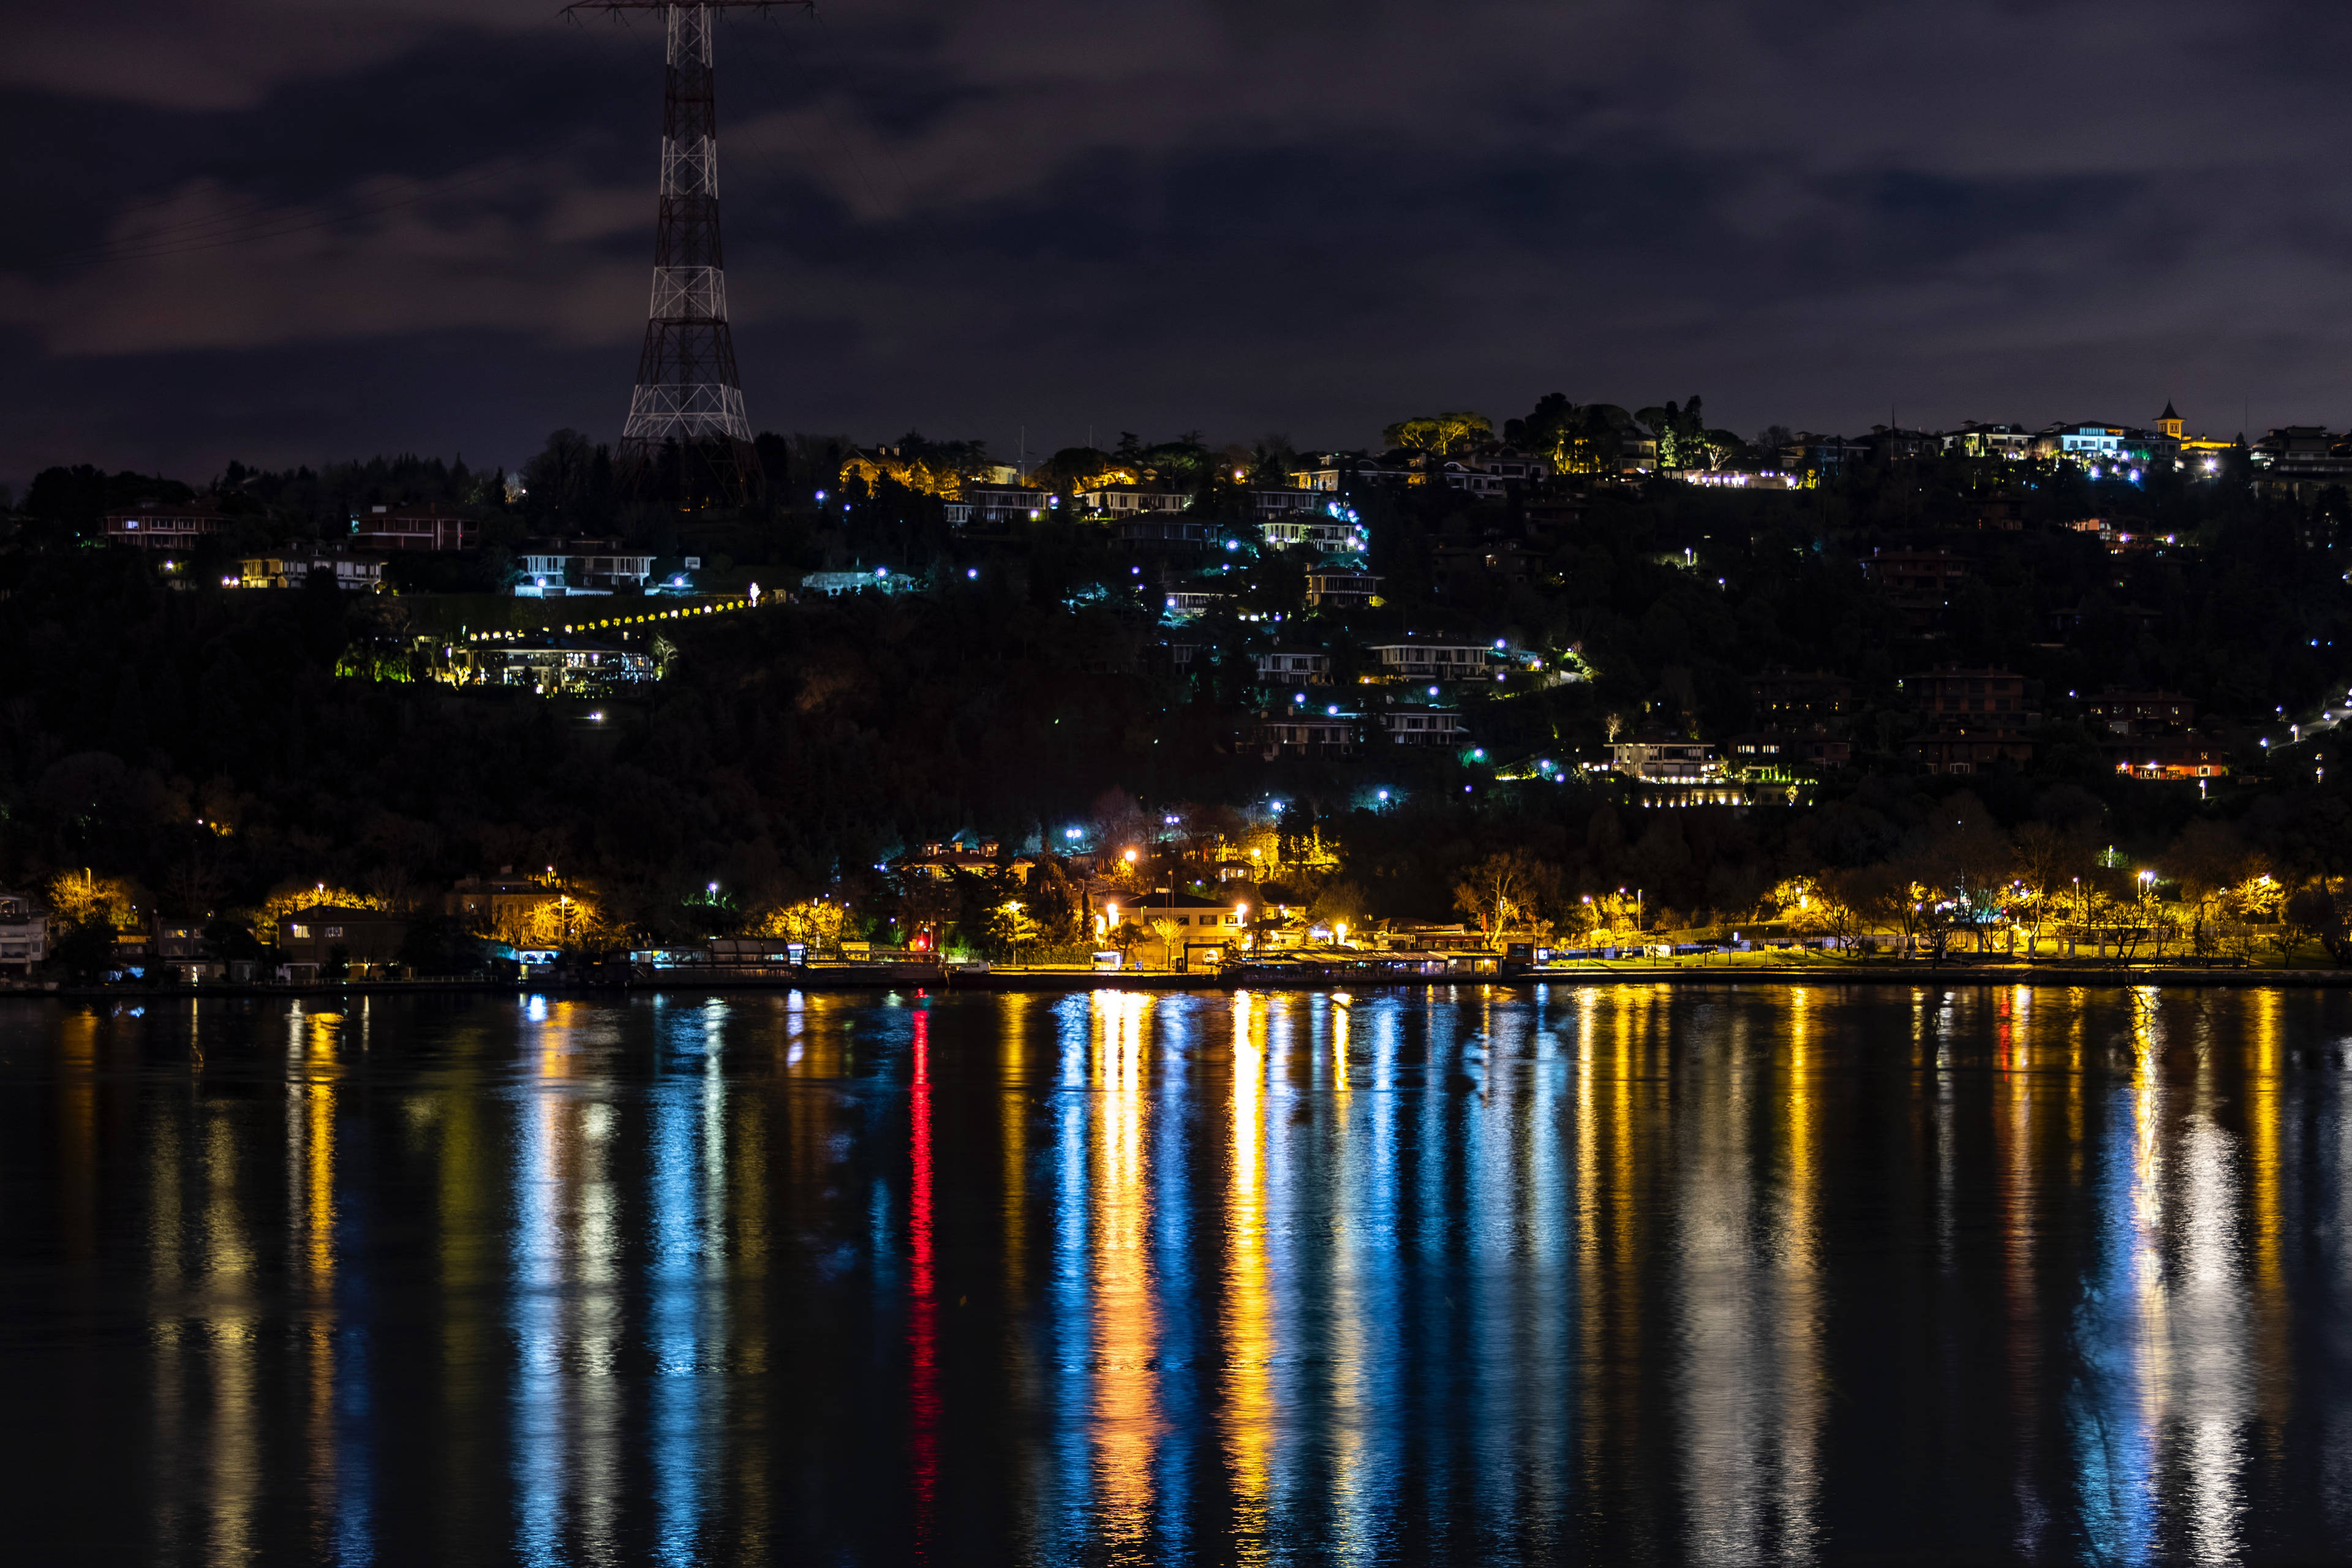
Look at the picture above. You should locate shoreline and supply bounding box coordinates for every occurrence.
[8,962,2352,1001]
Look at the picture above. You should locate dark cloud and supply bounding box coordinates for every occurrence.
[4,0,2351,483]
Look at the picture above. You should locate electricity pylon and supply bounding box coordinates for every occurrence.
[562,1,805,507]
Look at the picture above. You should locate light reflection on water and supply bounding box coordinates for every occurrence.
[7,985,2352,1561]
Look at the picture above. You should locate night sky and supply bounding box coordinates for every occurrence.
[5,0,2349,486]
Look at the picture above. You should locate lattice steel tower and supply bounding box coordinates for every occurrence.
[565,1,801,506]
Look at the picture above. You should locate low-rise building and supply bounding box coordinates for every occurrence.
[1258,517,1363,553]
[1749,668,1853,728]
[1117,517,1220,548]
[105,499,227,551]
[1366,639,1498,682]
[1909,731,2036,775]
[1101,888,1251,971]
[1077,485,1189,519]
[1945,422,2032,460]
[802,569,917,597]
[453,635,659,696]
[1379,708,1468,745]
[352,503,478,552]
[1863,548,1969,595]
[2084,690,2196,736]
[1248,488,1327,519]
[0,892,47,973]
[2250,426,2352,499]
[1868,426,1941,463]
[1610,737,1722,783]
[448,875,565,935]
[897,840,1036,878]
[1288,455,1415,492]
[1256,649,1330,686]
[1251,713,1357,760]
[963,486,1054,526]
[1305,570,1382,609]
[1908,666,2031,722]
[277,904,409,979]
[2105,735,2230,781]
[1723,731,1852,771]
[1428,538,1548,584]
[1164,590,1229,618]
[151,918,210,979]
[514,544,657,597]
[238,547,385,592]
[1412,450,1554,494]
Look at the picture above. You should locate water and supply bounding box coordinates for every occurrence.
[4,985,2352,1564]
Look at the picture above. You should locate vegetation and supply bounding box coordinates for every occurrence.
[7,401,2352,969]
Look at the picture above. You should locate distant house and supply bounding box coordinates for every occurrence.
[238,547,385,592]
[2105,735,2229,781]
[1908,731,2035,776]
[0,892,47,973]
[801,569,916,597]
[515,543,657,597]
[1610,736,1722,783]
[963,486,1054,526]
[1257,517,1363,554]
[1248,488,1327,519]
[1251,713,1357,760]
[1748,668,1853,728]
[2250,426,2352,499]
[447,875,567,935]
[2083,690,2195,736]
[1866,426,1940,463]
[1164,590,1229,618]
[456,635,658,696]
[1411,449,1554,495]
[1379,708,1468,745]
[1428,538,1547,584]
[1861,548,1969,596]
[151,918,211,980]
[1117,517,1221,548]
[277,905,409,979]
[1305,570,1382,609]
[1255,649,1330,686]
[897,840,1035,879]
[1102,888,1251,971]
[1287,454,1415,492]
[1907,667,2032,722]
[1944,422,2032,460]
[2041,422,2163,468]
[1366,639,1498,682]
[1722,731,1852,771]
[352,503,478,552]
[1077,485,1189,520]
[104,499,226,551]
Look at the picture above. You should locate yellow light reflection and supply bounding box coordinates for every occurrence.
[1224,993,1273,1558]
[2248,990,2290,1429]
[1091,991,1157,1550]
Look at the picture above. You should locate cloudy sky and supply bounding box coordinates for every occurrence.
[4,0,2350,485]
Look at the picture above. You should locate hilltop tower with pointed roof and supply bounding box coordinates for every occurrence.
[2157,401,2184,441]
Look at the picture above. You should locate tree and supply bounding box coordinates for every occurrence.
[983,899,1044,961]
[2013,821,2093,956]
[2163,820,2264,957]
[53,918,121,982]
[1381,412,1493,455]
[1308,878,1371,941]
[1451,848,1558,939]
[396,914,484,977]
[2286,883,2351,965]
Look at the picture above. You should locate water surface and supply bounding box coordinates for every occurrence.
[5,984,2352,1564]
